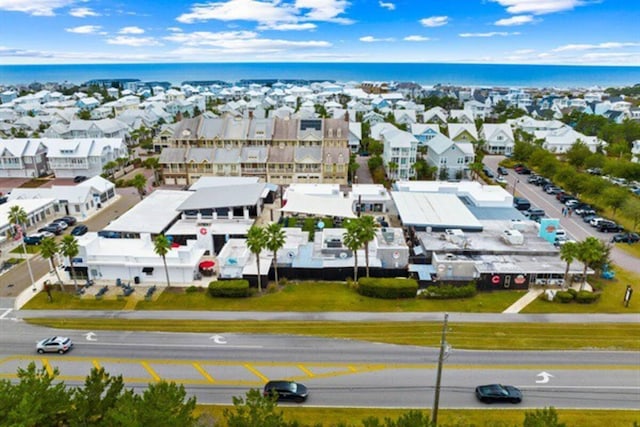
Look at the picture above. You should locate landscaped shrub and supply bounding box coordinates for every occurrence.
[185,285,201,293]
[554,290,575,303]
[567,288,578,298]
[208,280,250,298]
[420,282,477,299]
[266,283,279,294]
[357,277,417,299]
[575,290,600,304]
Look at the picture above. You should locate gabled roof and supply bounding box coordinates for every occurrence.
[295,146,322,163]
[241,146,268,162]
[187,148,215,163]
[213,147,241,163]
[426,134,455,154]
[448,123,478,140]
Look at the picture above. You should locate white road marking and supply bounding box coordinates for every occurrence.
[81,341,262,349]
[0,309,13,320]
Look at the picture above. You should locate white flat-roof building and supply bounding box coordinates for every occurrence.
[0,199,58,237]
[349,184,392,213]
[391,192,483,232]
[71,232,206,285]
[394,180,513,208]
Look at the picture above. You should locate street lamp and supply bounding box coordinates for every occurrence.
[512,179,520,197]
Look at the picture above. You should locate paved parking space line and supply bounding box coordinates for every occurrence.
[244,363,269,383]
[192,362,215,384]
[0,309,12,320]
[140,361,160,382]
[298,364,315,378]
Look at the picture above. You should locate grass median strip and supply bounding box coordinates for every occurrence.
[24,318,640,350]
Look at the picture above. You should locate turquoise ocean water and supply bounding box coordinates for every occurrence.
[0,62,639,88]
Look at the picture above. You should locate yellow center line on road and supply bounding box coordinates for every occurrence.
[140,361,160,382]
[244,363,269,383]
[92,360,101,370]
[192,362,215,383]
[41,359,54,377]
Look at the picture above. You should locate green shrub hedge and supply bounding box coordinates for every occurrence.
[421,282,477,299]
[575,290,600,304]
[357,277,418,299]
[554,290,575,303]
[208,280,250,298]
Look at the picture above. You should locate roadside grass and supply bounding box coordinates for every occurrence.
[24,318,640,350]
[10,245,40,254]
[24,281,525,313]
[615,241,640,259]
[195,406,640,427]
[23,290,127,310]
[521,267,640,314]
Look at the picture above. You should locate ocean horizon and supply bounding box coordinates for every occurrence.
[1,62,639,88]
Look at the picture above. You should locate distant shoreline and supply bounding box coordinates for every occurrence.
[1,62,639,88]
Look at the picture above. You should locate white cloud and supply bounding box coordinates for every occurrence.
[420,16,448,27]
[106,36,162,47]
[494,15,534,26]
[164,30,330,52]
[176,0,352,26]
[379,1,395,11]
[258,22,317,30]
[553,42,640,52]
[119,26,145,34]
[359,35,394,42]
[404,35,430,42]
[65,25,103,34]
[459,31,520,37]
[167,27,183,32]
[0,0,74,16]
[513,48,536,54]
[490,0,586,15]
[69,7,100,18]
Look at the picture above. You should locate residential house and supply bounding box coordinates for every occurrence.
[45,138,128,178]
[348,122,362,153]
[379,125,418,180]
[362,111,385,126]
[421,107,448,124]
[480,123,515,155]
[534,126,602,153]
[0,139,48,178]
[393,109,417,127]
[449,109,474,124]
[411,123,441,146]
[447,123,478,143]
[425,134,475,180]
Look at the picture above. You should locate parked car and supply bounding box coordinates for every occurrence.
[513,197,531,211]
[56,216,77,226]
[36,336,73,354]
[597,221,624,233]
[70,224,88,236]
[0,195,7,205]
[546,186,563,195]
[23,232,52,245]
[516,167,531,175]
[475,384,522,404]
[38,223,64,235]
[263,380,309,403]
[527,175,540,184]
[612,233,640,243]
[497,166,508,176]
[483,167,495,178]
[73,175,88,183]
[525,207,545,217]
[589,217,607,227]
[98,230,121,239]
[494,176,507,185]
[51,220,68,230]
[582,214,598,223]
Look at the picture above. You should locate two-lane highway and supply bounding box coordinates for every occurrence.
[1,320,638,409]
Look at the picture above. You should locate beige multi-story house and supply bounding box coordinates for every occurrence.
[157,115,350,186]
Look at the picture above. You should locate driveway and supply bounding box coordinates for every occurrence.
[484,155,640,274]
[354,155,373,184]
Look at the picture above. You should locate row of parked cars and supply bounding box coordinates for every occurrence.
[23,216,88,245]
[516,168,637,243]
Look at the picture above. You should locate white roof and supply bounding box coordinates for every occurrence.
[189,176,259,191]
[77,175,115,193]
[104,190,192,234]
[394,180,513,208]
[391,192,482,230]
[280,192,356,218]
[0,199,57,229]
[285,183,342,197]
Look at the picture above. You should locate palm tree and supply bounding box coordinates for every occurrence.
[576,237,607,290]
[246,225,267,292]
[131,173,147,199]
[60,235,80,291]
[40,237,63,285]
[559,241,579,287]
[387,161,398,180]
[264,223,286,287]
[342,220,362,282]
[7,206,36,290]
[153,234,172,288]
[357,216,378,278]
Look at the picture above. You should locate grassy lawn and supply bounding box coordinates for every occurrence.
[24,290,127,310]
[103,282,524,312]
[196,406,640,427]
[10,244,40,254]
[522,267,640,314]
[25,318,640,350]
[615,241,640,259]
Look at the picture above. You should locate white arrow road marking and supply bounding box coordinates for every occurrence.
[536,371,554,384]
[84,332,97,341]
[0,309,12,320]
[210,334,227,345]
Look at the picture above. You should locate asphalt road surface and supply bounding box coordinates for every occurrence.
[483,156,640,275]
[1,320,638,409]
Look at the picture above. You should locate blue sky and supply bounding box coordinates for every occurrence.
[0,0,639,65]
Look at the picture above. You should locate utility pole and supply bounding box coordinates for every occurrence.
[431,312,449,426]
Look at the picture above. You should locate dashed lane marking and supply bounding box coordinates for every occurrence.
[141,361,160,382]
[0,309,12,320]
[298,364,315,378]
[244,363,269,383]
[192,362,215,384]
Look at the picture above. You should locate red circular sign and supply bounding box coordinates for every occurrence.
[491,275,500,284]
[199,227,208,235]
[514,274,526,285]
